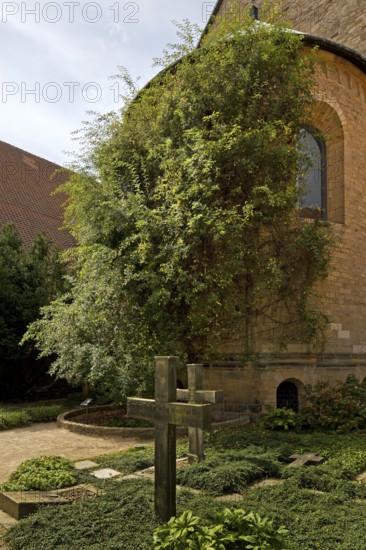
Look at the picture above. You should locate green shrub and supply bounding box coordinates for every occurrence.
[153,508,288,549]
[97,447,154,473]
[1,456,77,491]
[26,405,62,423]
[0,409,30,430]
[301,375,366,432]
[260,408,302,431]
[176,449,282,495]
[0,404,62,431]
[283,467,338,493]
[325,449,366,479]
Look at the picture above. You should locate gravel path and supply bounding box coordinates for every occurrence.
[0,422,153,482]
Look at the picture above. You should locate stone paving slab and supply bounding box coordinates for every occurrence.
[92,468,121,479]
[356,471,366,482]
[0,510,16,528]
[74,460,99,470]
[251,478,283,488]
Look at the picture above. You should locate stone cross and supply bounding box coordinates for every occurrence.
[288,453,325,467]
[127,356,212,522]
[176,364,223,462]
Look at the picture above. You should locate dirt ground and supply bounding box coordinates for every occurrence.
[0,422,153,482]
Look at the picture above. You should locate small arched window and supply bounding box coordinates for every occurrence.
[298,128,326,218]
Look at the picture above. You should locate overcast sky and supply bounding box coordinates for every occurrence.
[0,1,217,165]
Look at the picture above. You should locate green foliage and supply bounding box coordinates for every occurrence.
[241,482,366,550]
[93,446,155,475]
[0,224,66,399]
[260,408,302,431]
[5,427,366,549]
[24,17,334,399]
[26,404,63,423]
[176,448,282,495]
[154,507,288,550]
[0,404,62,431]
[0,409,30,430]
[1,456,76,491]
[300,375,366,432]
[5,478,158,550]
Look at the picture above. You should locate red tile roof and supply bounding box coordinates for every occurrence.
[0,140,74,248]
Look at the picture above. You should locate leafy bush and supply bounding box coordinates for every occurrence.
[301,375,366,432]
[153,508,288,549]
[260,408,302,431]
[1,456,77,491]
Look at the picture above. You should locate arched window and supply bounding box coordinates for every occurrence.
[298,128,326,218]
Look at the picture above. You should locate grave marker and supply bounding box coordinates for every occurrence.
[177,364,223,462]
[127,356,213,522]
[288,453,325,467]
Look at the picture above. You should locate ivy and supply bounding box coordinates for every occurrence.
[24,16,334,399]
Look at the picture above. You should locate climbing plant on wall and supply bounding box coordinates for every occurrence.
[24,16,335,400]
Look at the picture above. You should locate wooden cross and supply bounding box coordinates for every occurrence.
[176,364,223,462]
[127,356,212,522]
[288,453,325,467]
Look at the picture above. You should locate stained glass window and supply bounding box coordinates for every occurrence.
[298,129,326,215]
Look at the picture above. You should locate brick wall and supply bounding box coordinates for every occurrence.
[201,0,366,406]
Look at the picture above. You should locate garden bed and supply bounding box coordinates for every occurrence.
[57,405,155,437]
[58,404,251,438]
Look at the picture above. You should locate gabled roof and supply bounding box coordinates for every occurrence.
[0,140,74,248]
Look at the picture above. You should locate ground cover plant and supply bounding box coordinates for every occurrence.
[5,426,366,549]
[176,447,283,495]
[0,404,62,431]
[0,456,77,492]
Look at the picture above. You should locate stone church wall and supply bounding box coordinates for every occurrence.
[200,2,366,408]
[211,0,366,56]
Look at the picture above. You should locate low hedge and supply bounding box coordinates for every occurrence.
[0,404,62,430]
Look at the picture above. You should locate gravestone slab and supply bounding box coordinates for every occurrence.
[0,485,99,520]
[0,491,69,520]
[288,453,325,467]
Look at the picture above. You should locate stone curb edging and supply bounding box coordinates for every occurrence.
[57,405,250,438]
[57,405,155,438]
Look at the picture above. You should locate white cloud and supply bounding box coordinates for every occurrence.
[0,0,212,165]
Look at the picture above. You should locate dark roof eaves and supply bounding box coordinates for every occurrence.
[198,0,223,47]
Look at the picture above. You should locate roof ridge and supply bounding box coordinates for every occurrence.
[0,139,63,169]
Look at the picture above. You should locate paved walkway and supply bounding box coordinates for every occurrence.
[0,422,153,483]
